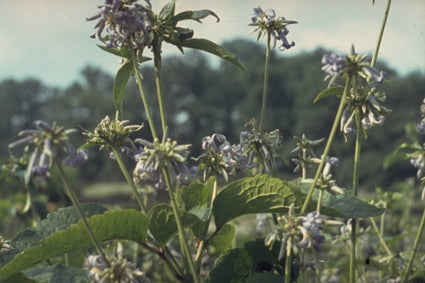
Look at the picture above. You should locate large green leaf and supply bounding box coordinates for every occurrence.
[0,204,107,271]
[293,179,384,218]
[24,264,88,283]
[205,239,291,283]
[178,177,214,211]
[0,209,148,282]
[148,204,201,244]
[213,175,304,228]
[171,10,219,25]
[113,59,133,112]
[178,38,245,71]
[313,86,344,103]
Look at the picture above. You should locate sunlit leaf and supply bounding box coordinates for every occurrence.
[171,9,219,25]
[113,60,133,112]
[178,38,245,71]
[0,209,148,282]
[209,224,235,254]
[159,0,176,21]
[213,175,304,228]
[313,86,344,103]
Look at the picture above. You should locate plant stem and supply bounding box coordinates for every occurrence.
[349,112,362,283]
[128,45,158,140]
[371,0,392,68]
[314,249,321,283]
[161,167,199,283]
[402,207,425,283]
[369,217,392,257]
[153,52,167,137]
[55,160,108,264]
[111,147,147,214]
[285,237,292,283]
[259,33,271,133]
[301,77,351,214]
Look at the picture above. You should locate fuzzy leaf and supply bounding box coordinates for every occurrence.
[159,0,176,21]
[213,175,304,228]
[313,86,344,103]
[24,264,88,283]
[113,60,133,112]
[171,10,219,25]
[205,239,290,283]
[0,209,148,282]
[178,38,245,71]
[148,204,201,244]
[0,204,107,271]
[209,224,235,254]
[179,177,214,211]
[294,180,384,218]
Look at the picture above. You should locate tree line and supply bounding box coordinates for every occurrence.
[1,39,424,192]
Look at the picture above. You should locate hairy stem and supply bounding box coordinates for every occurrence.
[349,112,362,283]
[56,160,108,265]
[153,51,167,137]
[301,77,351,214]
[161,167,199,283]
[284,237,292,283]
[111,147,147,214]
[371,0,392,68]
[259,33,271,133]
[402,207,425,283]
[128,45,158,140]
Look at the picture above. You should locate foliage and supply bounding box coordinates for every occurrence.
[0,1,424,282]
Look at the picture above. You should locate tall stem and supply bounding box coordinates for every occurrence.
[402,207,425,283]
[349,112,362,283]
[128,46,158,140]
[284,237,292,283]
[301,77,352,214]
[153,53,167,137]
[371,0,392,68]
[56,160,108,264]
[111,147,147,214]
[259,33,271,133]
[161,167,199,283]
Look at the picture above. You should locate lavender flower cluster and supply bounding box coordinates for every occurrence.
[88,0,153,49]
[250,7,297,51]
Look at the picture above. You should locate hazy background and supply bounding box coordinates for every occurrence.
[0,0,424,87]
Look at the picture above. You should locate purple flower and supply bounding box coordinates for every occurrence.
[297,212,325,250]
[63,144,88,167]
[250,6,297,51]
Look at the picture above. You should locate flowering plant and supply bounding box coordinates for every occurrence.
[1,1,424,283]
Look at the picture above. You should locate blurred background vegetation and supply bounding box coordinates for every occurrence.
[1,39,424,237]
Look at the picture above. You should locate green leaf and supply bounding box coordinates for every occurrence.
[24,264,88,283]
[313,86,344,103]
[245,272,284,283]
[205,239,291,283]
[0,209,148,282]
[178,38,245,71]
[113,60,133,112]
[179,177,214,211]
[0,204,107,271]
[171,10,220,25]
[294,180,384,218]
[148,204,201,244]
[409,269,425,282]
[159,0,176,21]
[213,175,304,228]
[1,272,38,283]
[97,45,130,59]
[209,224,235,254]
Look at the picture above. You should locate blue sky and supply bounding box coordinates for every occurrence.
[0,0,424,87]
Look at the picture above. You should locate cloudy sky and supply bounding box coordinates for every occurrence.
[0,0,424,87]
